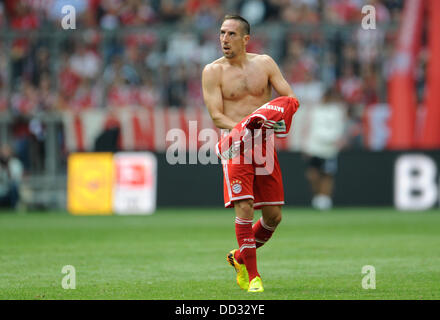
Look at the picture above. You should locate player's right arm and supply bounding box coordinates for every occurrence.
[202,64,237,130]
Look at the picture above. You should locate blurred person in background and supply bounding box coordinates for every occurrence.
[0,38,8,112]
[301,87,347,211]
[0,144,23,210]
[94,111,121,152]
[69,41,101,82]
[0,77,6,113]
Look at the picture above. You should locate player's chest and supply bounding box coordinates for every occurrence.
[221,68,269,99]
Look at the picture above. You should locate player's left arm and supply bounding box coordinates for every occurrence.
[263,55,298,99]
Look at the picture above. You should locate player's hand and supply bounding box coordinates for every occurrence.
[291,97,300,109]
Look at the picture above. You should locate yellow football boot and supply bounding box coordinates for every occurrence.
[226,249,249,290]
[247,276,264,293]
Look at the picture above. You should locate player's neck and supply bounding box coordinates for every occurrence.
[226,51,248,67]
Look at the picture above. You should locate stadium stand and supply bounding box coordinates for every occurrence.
[0,0,414,208]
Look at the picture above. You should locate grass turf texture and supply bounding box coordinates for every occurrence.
[0,208,439,300]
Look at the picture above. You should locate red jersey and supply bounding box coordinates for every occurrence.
[216,96,300,160]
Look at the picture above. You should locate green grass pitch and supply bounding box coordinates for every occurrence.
[0,208,439,300]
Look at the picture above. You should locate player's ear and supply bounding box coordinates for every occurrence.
[243,34,250,46]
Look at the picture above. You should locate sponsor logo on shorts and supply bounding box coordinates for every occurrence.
[231,180,243,194]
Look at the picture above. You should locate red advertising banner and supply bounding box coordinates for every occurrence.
[419,0,440,149]
[387,0,424,149]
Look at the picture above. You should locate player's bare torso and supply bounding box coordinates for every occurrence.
[210,53,272,124]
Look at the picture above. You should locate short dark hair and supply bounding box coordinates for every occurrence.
[223,14,250,35]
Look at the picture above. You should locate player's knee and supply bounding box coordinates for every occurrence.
[234,199,254,217]
[263,206,282,227]
[267,212,282,228]
[274,213,282,226]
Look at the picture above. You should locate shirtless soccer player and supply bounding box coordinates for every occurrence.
[202,15,299,293]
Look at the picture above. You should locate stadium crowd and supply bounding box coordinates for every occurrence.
[0,0,416,173]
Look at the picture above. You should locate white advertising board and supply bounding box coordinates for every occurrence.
[113,152,157,215]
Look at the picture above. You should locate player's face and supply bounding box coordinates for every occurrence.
[220,20,249,59]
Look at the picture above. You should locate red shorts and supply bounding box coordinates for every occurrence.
[222,134,284,210]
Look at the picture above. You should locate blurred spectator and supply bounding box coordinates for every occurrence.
[337,64,363,106]
[28,117,46,173]
[159,0,185,23]
[283,37,318,84]
[355,22,385,66]
[69,42,101,81]
[7,1,40,89]
[106,75,137,108]
[383,0,403,23]
[103,54,123,84]
[31,47,51,87]
[119,0,156,26]
[36,73,56,112]
[161,63,188,108]
[363,102,390,151]
[341,43,360,76]
[56,53,82,110]
[0,1,5,28]
[94,111,121,152]
[98,0,123,30]
[120,43,144,85]
[281,0,320,25]
[324,0,361,24]
[240,0,266,26]
[0,80,7,112]
[69,78,102,110]
[301,88,347,210]
[0,42,7,112]
[361,64,380,106]
[23,0,54,26]
[138,77,160,109]
[291,70,325,105]
[8,1,40,29]
[185,62,204,108]
[11,80,39,115]
[197,32,221,66]
[0,144,24,209]
[165,29,200,66]
[187,0,222,30]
